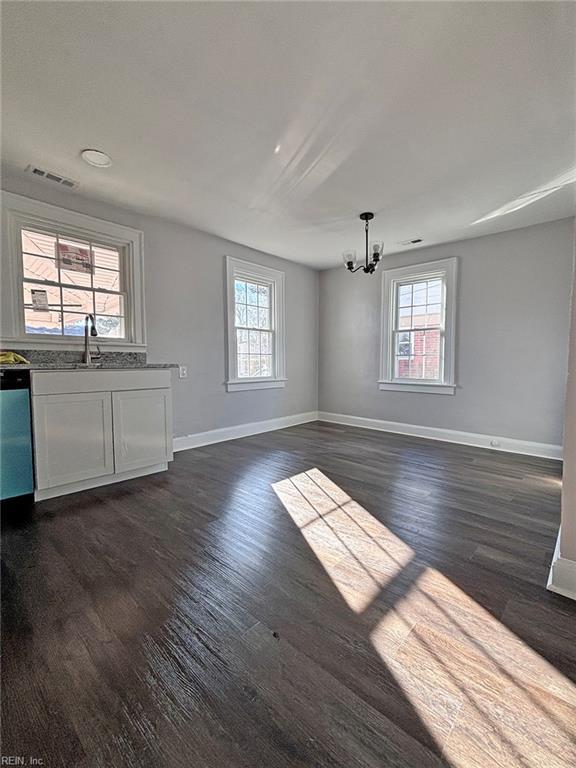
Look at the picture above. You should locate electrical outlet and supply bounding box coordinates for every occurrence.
[178,365,188,379]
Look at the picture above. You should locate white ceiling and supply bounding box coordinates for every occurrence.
[2,1,575,269]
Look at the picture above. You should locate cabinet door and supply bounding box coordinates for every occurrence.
[33,392,114,489]
[112,388,173,473]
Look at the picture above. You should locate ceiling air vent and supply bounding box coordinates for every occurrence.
[25,165,77,189]
[397,238,423,246]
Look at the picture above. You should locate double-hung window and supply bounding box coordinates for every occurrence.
[1,193,145,349]
[379,258,457,394]
[225,256,286,391]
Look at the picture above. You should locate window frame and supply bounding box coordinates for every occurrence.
[1,192,145,350]
[379,257,457,395]
[225,255,286,392]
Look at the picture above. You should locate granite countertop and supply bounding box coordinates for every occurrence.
[0,363,178,371]
[0,350,178,372]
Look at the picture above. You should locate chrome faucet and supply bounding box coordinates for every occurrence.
[83,314,98,365]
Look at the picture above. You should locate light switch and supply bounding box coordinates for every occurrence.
[178,365,188,379]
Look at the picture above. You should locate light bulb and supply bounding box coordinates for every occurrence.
[342,250,357,270]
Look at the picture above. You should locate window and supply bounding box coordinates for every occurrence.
[21,229,125,338]
[1,193,145,349]
[226,256,286,391]
[234,279,273,378]
[379,258,457,394]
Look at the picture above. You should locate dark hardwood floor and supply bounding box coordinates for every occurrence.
[2,421,575,767]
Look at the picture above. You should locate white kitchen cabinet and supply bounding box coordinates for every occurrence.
[33,391,114,489]
[31,369,173,500]
[112,388,173,473]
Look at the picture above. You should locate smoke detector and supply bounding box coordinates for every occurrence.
[81,148,112,168]
[25,165,77,188]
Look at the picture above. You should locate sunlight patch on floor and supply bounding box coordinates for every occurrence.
[273,468,576,768]
[272,468,414,612]
[372,568,576,768]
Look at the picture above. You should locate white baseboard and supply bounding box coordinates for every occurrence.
[547,531,576,601]
[173,411,319,452]
[174,409,562,459]
[317,411,562,460]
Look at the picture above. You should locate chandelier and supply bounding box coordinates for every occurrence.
[342,212,383,274]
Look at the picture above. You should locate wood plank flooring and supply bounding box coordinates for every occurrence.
[1,421,575,767]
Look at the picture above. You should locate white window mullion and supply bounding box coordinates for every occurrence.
[55,233,64,335]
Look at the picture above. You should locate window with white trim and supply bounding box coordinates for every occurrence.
[1,193,145,349]
[226,256,286,391]
[379,258,457,394]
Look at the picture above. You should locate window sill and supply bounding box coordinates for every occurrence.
[226,378,287,392]
[1,336,146,353]
[378,380,456,395]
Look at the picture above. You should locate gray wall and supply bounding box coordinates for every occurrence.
[319,218,575,446]
[4,171,573,448]
[1,173,318,438]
